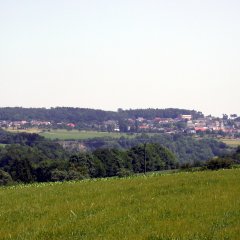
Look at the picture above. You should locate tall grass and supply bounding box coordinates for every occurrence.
[0,169,240,239]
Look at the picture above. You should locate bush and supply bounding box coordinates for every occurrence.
[67,170,87,180]
[0,170,13,185]
[50,169,68,181]
[205,158,233,170]
[117,168,133,178]
[180,162,192,170]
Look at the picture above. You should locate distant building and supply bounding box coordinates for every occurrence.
[195,127,208,132]
[136,117,145,122]
[180,115,192,120]
[139,125,150,130]
[186,120,194,128]
[66,123,76,128]
[185,128,196,134]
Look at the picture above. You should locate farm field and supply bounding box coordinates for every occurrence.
[39,129,138,140]
[0,169,240,240]
[5,128,42,134]
[221,138,240,148]
[4,128,137,140]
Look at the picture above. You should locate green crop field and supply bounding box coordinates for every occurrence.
[39,129,137,140]
[1,169,240,240]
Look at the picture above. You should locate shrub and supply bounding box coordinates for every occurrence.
[205,158,233,170]
[180,162,192,170]
[0,169,13,185]
[117,168,132,177]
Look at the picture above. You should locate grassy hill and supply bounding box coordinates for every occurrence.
[1,169,240,240]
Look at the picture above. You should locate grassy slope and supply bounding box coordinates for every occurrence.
[0,169,240,240]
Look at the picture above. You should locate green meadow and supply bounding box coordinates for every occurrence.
[5,128,137,140]
[6,128,42,134]
[221,138,240,148]
[1,169,240,240]
[39,129,137,140]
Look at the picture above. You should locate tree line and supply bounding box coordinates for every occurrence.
[0,107,203,122]
[0,142,177,185]
[0,129,236,185]
[76,133,229,163]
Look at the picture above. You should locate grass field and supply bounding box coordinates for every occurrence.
[221,138,240,148]
[1,169,240,240]
[5,128,141,140]
[5,128,42,134]
[7,128,240,146]
[5,128,137,140]
[39,129,137,140]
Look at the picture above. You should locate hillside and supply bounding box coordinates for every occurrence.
[0,107,202,122]
[1,169,240,239]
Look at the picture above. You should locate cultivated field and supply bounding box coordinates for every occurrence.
[221,138,240,148]
[5,128,137,140]
[39,129,137,140]
[5,128,42,134]
[0,169,240,239]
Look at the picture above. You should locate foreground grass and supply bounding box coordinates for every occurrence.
[0,169,240,240]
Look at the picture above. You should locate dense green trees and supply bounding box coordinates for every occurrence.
[82,134,229,163]
[205,158,233,170]
[120,108,203,119]
[0,169,13,185]
[204,146,240,170]
[0,107,202,122]
[127,143,177,172]
[0,141,179,184]
[0,129,236,185]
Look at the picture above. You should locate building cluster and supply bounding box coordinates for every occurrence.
[1,114,240,137]
[112,114,240,136]
[186,117,233,134]
[0,120,51,129]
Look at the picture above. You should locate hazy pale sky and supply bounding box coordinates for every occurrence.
[0,0,239,116]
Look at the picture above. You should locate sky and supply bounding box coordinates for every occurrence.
[0,0,239,117]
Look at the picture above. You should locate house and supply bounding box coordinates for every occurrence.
[66,123,76,128]
[179,115,192,120]
[195,127,208,132]
[136,117,145,122]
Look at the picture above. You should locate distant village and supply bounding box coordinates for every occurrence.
[1,114,240,138]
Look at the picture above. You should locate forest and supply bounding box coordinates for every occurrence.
[0,128,238,185]
[77,133,229,163]
[0,107,203,122]
[0,134,177,184]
